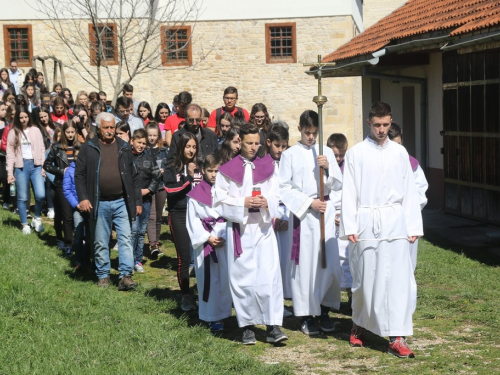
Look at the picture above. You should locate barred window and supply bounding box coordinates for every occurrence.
[3,25,33,67]
[89,23,118,66]
[161,26,192,66]
[265,23,297,64]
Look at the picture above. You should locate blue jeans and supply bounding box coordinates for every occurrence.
[131,200,151,265]
[14,159,45,225]
[93,198,134,279]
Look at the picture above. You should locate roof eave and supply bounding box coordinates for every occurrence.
[306,55,380,78]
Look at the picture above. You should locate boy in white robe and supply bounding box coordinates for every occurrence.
[327,133,352,312]
[388,123,428,272]
[213,123,288,345]
[279,110,343,336]
[265,125,293,315]
[340,102,423,358]
[187,154,231,332]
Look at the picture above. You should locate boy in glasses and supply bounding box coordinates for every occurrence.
[207,86,250,130]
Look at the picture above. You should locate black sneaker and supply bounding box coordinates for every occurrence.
[318,314,336,333]
[301,318,320,335]
[242,328,257,345]
[149,243,160,259]
[117,275,138,291]
[266,326,288,343]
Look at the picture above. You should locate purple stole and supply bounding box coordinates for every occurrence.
[339,159,345,174]
[409,155,419,172]
[218,154,275,258]
[291,195,330,265]
[187,180,226,302]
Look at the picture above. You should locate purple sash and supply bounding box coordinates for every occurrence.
[291,195,330,265]
[201,216,226,302]
[233,222,243,258]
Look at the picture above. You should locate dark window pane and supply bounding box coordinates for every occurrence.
[485,84,499,133]
[458,136,471,182]
[470,136,484,183]
[485,52,499,80]
[470,85,484,132]
[443,89,457,131]
[458,53,470,82]
[458,86,470,132]
[269,26,293,60]
[471,53,484,81]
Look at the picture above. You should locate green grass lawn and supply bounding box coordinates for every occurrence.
[1,208,500,374]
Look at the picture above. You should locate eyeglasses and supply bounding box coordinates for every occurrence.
[254,115,265,120]
[188,118,202,124]
[223,96,237,101]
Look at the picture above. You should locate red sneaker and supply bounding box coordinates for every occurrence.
[349,324,364,347]
[388,337,415,358]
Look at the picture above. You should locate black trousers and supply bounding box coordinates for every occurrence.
[53,186,74,245]
[0,156,10,204]
[169,210,191,295]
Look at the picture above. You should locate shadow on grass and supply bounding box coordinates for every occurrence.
[423,229,500,267]
[1,216,20,228]
[149,254,177,270]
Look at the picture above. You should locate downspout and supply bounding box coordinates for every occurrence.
[362,65,428,170]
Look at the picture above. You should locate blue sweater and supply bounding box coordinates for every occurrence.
[63,162,79,209]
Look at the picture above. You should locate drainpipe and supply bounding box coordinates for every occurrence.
[362,65,428,170]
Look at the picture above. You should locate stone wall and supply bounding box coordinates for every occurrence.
[362,0,406,30]
[0,15,363,146]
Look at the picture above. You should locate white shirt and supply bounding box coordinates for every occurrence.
[21,129,33,160]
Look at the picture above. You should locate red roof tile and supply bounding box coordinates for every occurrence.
[323,0,500,63]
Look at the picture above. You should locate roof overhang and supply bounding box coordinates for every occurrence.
[307,29,500,78]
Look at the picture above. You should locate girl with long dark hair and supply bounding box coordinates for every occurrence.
[164,132,202,311]
[216,127,241,165]
[138,101,154,126]
[6,106,46,234]
[36,105,58,218]
[0,69,14,94]
[44,122,80,254]
[51,96,68,125]
[154,102,171,138]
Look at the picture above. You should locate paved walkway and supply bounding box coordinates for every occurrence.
[423,209,500,262]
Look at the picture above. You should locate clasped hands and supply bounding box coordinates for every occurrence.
[244,195,268,209]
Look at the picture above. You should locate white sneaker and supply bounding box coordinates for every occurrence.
[2,203,9,210]
[31,217,44,233]
[22,225,31,235]
[47,209,55,219]
[57,240,65,250]
[134,262,145,273]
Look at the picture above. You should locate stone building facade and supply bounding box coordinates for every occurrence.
[0,0,403,144]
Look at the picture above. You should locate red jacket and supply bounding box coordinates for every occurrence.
[0,124,12,153]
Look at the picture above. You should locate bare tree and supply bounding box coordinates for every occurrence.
[33,0,210,104]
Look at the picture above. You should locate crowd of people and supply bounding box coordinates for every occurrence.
[0,57,429,358]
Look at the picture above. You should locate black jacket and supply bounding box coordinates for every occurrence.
[145,146,169,190]
[164,166,202,212]
[43,142,73,187]
[133,151,161,202]
[75,136,141,220]
[167,127,218,165]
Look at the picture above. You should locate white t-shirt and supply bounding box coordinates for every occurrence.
[21,129,33,160]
